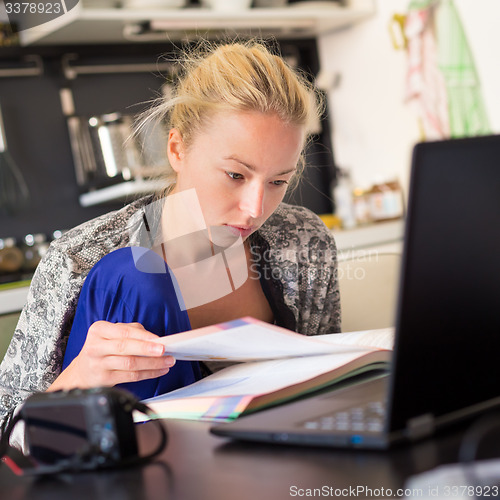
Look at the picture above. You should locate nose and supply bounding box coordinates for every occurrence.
[239,182,265,219]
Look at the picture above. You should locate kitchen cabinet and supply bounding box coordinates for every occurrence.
[0,311,20,362]
[18,0,375,46]
[0,283,29,315]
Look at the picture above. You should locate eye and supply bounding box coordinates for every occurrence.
[272,180,289,187]
[226,171,244,181]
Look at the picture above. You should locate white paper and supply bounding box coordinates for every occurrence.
[158,322,373,362]
[145,349,384,403]
[319,328,395,351]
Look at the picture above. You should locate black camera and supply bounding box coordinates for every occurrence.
[23,387,139,468]
[1,387,167,475]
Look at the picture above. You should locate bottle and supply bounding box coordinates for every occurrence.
[352,186,372,226]
[332,168,356,229]
[0,237,24,274]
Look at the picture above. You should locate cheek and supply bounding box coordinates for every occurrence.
[264,188,287,217]
[195,179,234,218]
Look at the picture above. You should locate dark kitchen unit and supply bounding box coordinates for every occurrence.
[0,39,336,267]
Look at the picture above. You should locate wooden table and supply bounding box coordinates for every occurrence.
[0,417,481,500]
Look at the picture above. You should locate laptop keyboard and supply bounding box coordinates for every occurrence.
[301,401,386,433]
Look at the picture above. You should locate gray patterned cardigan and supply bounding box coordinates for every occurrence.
[0,197,341,439]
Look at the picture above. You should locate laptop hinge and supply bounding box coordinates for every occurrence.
[405,413,435,440]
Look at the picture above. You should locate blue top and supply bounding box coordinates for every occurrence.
[62,246,202,399]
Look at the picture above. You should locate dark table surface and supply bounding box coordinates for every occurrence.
[1,417,485,500]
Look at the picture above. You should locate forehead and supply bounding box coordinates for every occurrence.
[187,111,304,178]
[189,109,305,146]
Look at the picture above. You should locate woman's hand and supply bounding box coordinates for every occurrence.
[47,321,175,392]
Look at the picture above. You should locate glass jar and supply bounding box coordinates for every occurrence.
[0,237,24,274]
[21,233,49,273]
[368,179,405,222]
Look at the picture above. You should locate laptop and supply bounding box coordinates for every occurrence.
[211,134,500,449]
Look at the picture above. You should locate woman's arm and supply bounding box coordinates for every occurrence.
[0,245,80,448]
[51,246,197,398]
[48,321,175,392]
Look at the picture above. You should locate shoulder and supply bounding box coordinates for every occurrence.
[261,202,333,236]
[78,246,180,322]
[26,196,157,324]
[84,246,167,289]
[46,196,154,275]
[257,202,336,251]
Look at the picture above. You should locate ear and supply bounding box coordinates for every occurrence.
[167,128,185,173]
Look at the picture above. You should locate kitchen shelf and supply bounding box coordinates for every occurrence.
[79,178,163,207]
[19,1,375,46]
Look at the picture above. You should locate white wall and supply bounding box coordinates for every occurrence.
[456,0,500,131]
[318,0,500,194]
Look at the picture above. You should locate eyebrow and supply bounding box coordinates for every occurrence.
[224,155,296,177]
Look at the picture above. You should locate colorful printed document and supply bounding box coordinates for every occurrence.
[135,319,394,424]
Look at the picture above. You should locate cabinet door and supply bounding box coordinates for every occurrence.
[0,312,20,363]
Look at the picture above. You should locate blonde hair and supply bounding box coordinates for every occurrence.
[139,40,323,195]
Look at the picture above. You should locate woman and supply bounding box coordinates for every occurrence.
[0,41,341,446]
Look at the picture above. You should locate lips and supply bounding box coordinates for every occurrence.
[224,224,254,238]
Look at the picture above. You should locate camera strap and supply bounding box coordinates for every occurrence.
[0,397,168,476]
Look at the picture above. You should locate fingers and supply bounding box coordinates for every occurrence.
[87,321,166,357]
[103,354,176,373]
[69,321,179,389]
[111,337,165,357]
[63,354,176,390]
[104,367,173,385]
[90,320,159,341]
[100,356,176,386]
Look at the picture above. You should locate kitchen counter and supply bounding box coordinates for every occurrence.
[333,219,404,258]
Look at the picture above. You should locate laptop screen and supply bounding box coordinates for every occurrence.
[388,135,500,433]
